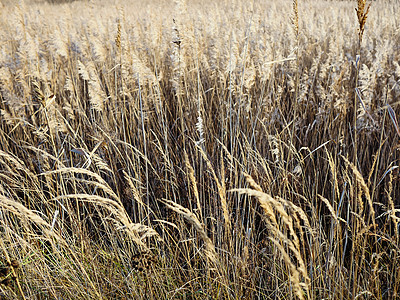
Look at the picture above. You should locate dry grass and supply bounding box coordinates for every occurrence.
[0,0,399,298]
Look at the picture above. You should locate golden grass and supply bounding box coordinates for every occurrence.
[0,0,399,298]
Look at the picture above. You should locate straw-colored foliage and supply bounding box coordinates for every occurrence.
[0,0,399,298]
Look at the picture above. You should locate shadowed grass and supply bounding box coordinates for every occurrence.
[0,0,399,298]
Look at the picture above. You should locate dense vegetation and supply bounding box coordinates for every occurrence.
[0,0,399,298]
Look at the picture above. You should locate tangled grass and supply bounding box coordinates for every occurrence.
[0,0,399,298]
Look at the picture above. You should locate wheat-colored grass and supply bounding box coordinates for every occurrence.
[0,0,398,298]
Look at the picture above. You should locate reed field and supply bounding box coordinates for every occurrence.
[0,0,399,298]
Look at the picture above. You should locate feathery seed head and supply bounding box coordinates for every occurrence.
[355,0,371,42]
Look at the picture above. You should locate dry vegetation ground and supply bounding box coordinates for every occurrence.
[0,0,399,299]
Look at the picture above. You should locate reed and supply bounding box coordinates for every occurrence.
[0,0,398,298]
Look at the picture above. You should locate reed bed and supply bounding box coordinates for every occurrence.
[0,0,399,298]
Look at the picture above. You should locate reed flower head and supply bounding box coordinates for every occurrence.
[355,0,371,42]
